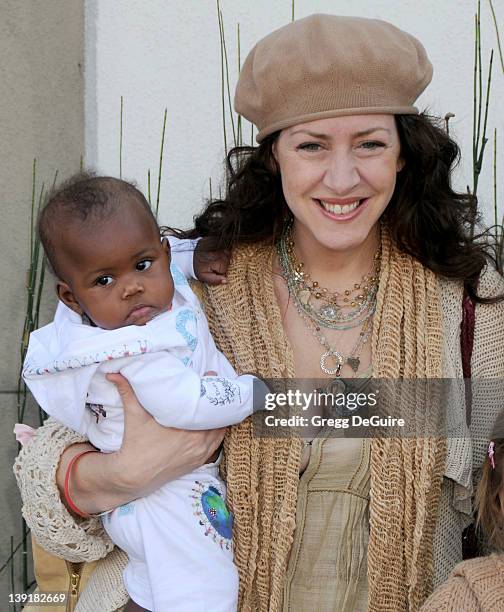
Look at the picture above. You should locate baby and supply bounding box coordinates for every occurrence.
[23,175,267,612]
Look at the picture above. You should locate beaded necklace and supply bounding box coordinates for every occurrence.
[277,223,378,375]
[277,223,380,330]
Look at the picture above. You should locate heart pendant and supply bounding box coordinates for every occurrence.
[346,357,360,373]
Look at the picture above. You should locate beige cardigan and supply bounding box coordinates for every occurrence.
[420,554,504,611]
[14,264,504,612]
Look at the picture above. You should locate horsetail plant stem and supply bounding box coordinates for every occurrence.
[476,3,483,154]
[488,0,504,73]
[474,49,494,198]
[217,0,228,154]
[29,160,36,270]
[218,4,237,148]
[18,181,46,424]
[120,96,124,179]
[494,128,498,228]
[237,23,242,147]
[155,109,167,219]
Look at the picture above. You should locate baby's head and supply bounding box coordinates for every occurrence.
[39,173,174,330]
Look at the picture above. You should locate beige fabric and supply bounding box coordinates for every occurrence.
[14,245,504,612]
[283,436,370,611]
[23,537,99,612]
[366,230,445,612]
[13,419,114,562]
[420,553,504,611]
[203,229,445,612]
[73,547,128,612]
[234,14,432,142]
[432,267,504,588]
[12,419,125,612]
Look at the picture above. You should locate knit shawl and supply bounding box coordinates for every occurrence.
[200,227,447,612]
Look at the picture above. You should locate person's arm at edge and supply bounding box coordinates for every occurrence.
[419,572,478,611]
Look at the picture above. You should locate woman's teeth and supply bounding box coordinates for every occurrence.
[319,200,361,215]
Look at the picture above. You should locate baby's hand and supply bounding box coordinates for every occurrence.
[194,239,230,285]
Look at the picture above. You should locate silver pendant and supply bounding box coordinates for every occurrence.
[320,349,343,376]
[319,305,339,320]
[346,357,360,373]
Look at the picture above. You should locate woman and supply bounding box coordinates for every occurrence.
[15,14,504,612]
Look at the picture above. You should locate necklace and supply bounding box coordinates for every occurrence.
[276,221,376,375]
[284,228,379,309]
[277,222,380,330]
[301,304,373,376]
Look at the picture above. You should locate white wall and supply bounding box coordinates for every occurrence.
[0,1,85,597]
[85,0,504,229]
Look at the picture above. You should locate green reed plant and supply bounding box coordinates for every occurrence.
[143,108,168,216]
[155,109,168,219]
[488,0,504,73]
[472,0,494,201]
[17,160,52,426]
[470,0,504,269]
[117,95,167,216]
[2,159,52,607]
[217,0,237,152]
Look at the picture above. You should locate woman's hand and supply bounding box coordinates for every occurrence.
[57,373,226,515]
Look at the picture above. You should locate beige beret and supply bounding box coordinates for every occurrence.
[235,14,433,142]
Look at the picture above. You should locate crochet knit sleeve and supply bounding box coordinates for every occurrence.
[13,418,114,563]
[419,574,478,611]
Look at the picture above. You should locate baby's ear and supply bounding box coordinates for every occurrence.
[56,281,83,315]
[161,236,172,263]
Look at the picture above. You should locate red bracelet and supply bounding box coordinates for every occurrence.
[63,449,99,519]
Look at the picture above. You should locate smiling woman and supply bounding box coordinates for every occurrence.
[14,13,504,612]
[272,115,402,256]
[178,14,504,610]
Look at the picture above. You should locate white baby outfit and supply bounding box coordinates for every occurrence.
[23,258,265,612]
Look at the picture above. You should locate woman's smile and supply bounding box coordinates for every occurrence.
[316,197,369,221]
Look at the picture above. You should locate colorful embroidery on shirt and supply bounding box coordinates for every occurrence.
[175,309,198,353]
[190,481,233,549]
[86,402,107,423]
[118,502,135,516]
[23,339,149,376]
[200,377,241,406]
[170,264,188,287]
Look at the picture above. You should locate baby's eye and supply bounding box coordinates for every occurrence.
[96,276,113,287]
[136,260,153,272]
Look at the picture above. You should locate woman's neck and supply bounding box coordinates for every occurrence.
[291,223,380,292]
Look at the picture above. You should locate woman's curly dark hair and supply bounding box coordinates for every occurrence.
[179,113,497,302]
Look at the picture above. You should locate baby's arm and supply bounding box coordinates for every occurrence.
[167,235,199,280]
[115,351,267,430]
